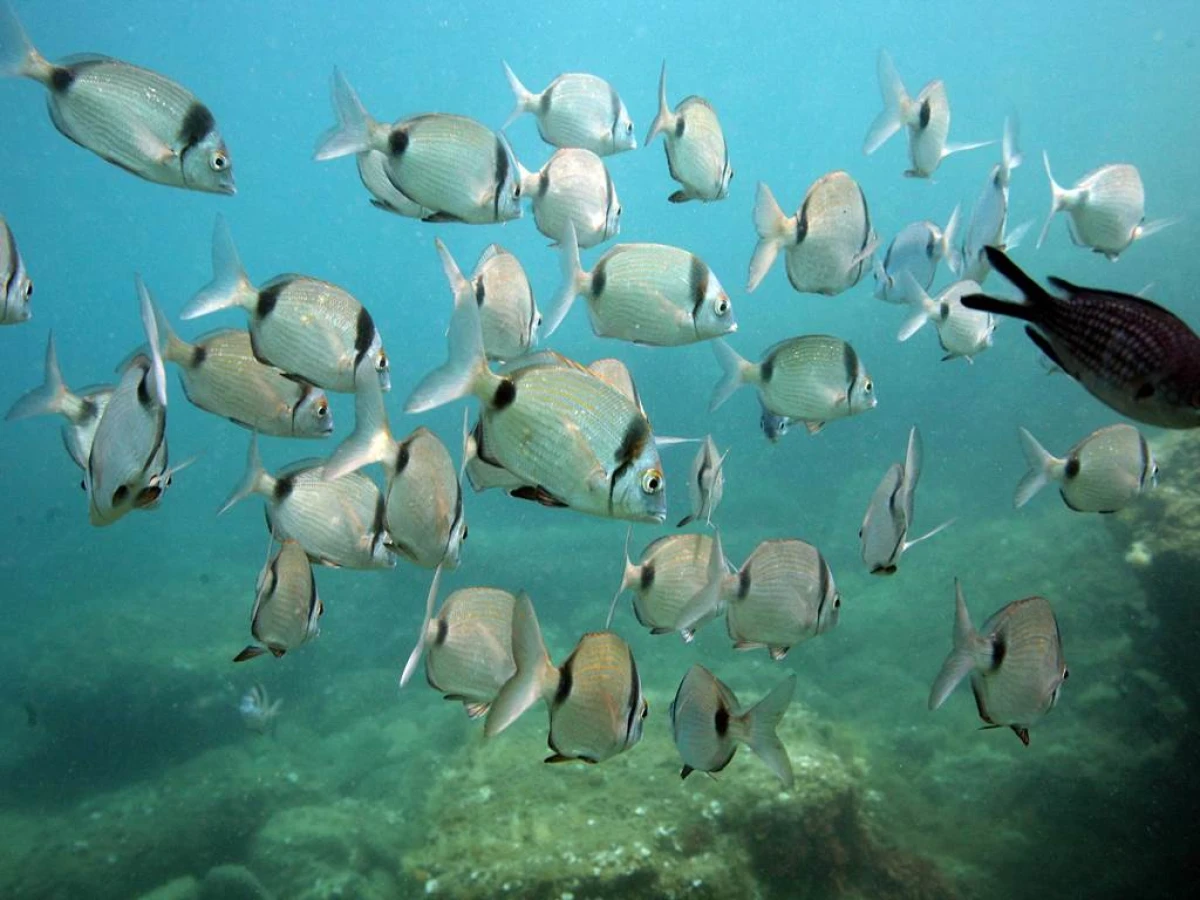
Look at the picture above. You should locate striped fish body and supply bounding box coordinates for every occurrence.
[1,216,33,324]
[547,631,647,764]
[668,664,740,774]
[584,243,734,346]
[756,335,875,424]
[62,387,114,471]
[425,588,519,714]
[266,463,393,570]
[726,539,839,658]
[663,97,730,203]
[681,435,724,527]
[905,81,950,178]
[878,221,941,300]
[962,166,1009,281]
[527,148,619,248]
[1059,424,1155,512]
[524,73,634,156]
[473,244,539,360]
[169,329,332,438]
[356,150,426,217]
[381,427,464,569]
[931,281,994,360]
[860,463,906,573]
[629,533,725,632]
[966,249,1200,428]
[1065,164,1144,256]
[249,540,321,655]
[783,172,873,296]
[385,114,520,224]
[248,275,385,394]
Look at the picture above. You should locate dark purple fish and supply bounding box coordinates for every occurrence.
[962,246,1200,428]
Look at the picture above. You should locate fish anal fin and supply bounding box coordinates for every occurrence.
[1011,726,1031,746]
[768,646,791,661]
[680,765,695,781]
[733,640,767,653]
[1024,326,1067,372]
[544,753,575,765]
[509,485,569,508]
[803,420,825,435]
[463,701,490,719]
[668,190,693,204]
[423,211,465,224]
[233,646,266,663]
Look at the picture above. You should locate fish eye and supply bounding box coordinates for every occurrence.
[462,525,469,541]
[377,352,389,372]
[715,297,730,316]
[864,379,874,394]
[640,469,663,495]
[1062,668,1070,680]
[24,281,33,299]
[514,183,522,198]
[728,168,735,182]
[535,313,543,328]
[833,593,842,609]
[316,401,328,417]
[626,122,634,134]
[210,152,228,172]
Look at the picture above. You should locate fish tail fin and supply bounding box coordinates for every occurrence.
[5,331,72,421]
[644,60,674,146]
[0,3,51,84]
[436,237,473,316]
[219,434,272,515]
[941,139,994,161]
[399,564,443,688]
[903,517,955,553]
[1037,150,1068,249]
[872,259,892,300]
[1002,114,1023,178]
[543,220,588,338]
[738,673,797,788]
[674,528,728,635]
[405,249,495,414]
[150,288,192,369]
[313,67,382,161]
[501,61,535,131]
[605,525,637,629]
[747,182,788,292]
[323,359,396,482]
[181,215,256,319]
[485,591,556,738]
[928,579,985,710]
[135,276,168,409]
[940,203,961,267]
[1135,217,1181,244]
[896,272,936,341]
[863,49,908,154]
[1014,426,1062,508]
[1002,218,1033,252]
[709,339,754,411]
[959,247,1051,322]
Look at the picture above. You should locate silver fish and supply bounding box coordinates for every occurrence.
[436,239,539,363]
[502,63,636,156]
[863,49,990,179]
[748,174,877,296]
[956,116,1026,283]
[0,215,32,324]
[324,364,466,570]
[711,335,876,434]
[0,6,234,194]
[315,69,522,224]
[677,532,841,660]
[644,61,731,203]
[1038,153,1174,259]
[548,222,736,346]
[872,206,959,303]
[859,426,953,575]
[355,149,429,218]
[6,332,113,471]
[234,539,322,662]
[669,665,795,786]
[929,580,1068,746]
[677,435,726,527]
[1014,424,1157,513]
[758,398,792,443]
[517,148,620,248]
[962,248,1200,429]
[897,275,995,362]
[181,215,389,394]
[406,292,666,524]
[220,435,394,570]
[607,529,728,638]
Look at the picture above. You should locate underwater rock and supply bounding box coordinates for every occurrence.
[199,864,274,900]
[136,875,200,900]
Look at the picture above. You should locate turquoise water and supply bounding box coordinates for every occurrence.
[1,1,1197,897]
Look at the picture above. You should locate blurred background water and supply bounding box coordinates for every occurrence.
[1,1,1197,898]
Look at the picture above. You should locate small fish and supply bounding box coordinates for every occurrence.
[711,335,876,434]
[929,580,1068,746]
[677,435,726,527]
[324,363,466,570]
[220,435,395,570]
[502,63,636,156]
[517,148,620,248]
[758,398,792,443]
[748,174,876,295]
[436,240,540,362]
[234,539,322,662]
[406,279,667,524]
[0,6,234,193]
[897,275,995,363]
[356,149,430,218]
[859,426,953,575]
[961,247,1200,429]
[181,215,389,394]
[677,532,841,660]
[644,61,731,203]
[315,69,522,224]
[239,684,282,734]
[956,116,1026,283]
[863,49,990,179]
[669,665,795,786]
[606,529,728,638]
[1,215,33,324]
[872,207,959,303]
[487,598,648,765]
[6,332,113,471]
[1014,424,1157,513]
[548,222,736,346]
[84,277,173,527]
[1038,153,1175,259]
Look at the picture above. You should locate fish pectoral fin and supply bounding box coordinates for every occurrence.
[1011,726,1031,746]
[133,126,177,165]
[732,640,768,653]
[802,420,825,435]
[422,211,465,224]
[544,753,577,765]
[462,701,490,720]
[668,190,694,204]
[768,646,791,661]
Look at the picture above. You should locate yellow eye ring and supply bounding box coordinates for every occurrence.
[641,469,663,494]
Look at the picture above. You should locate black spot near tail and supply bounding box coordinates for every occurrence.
[1064,457,1080,479]
[689,255,709,319]
[795,199,810,245]
[191,344,208,368]
[714,704,730,736]
[737,566,752,600]
[494,378,517,410]
[991,634,1007,670]
[474,277,487,307]
[256,282,283,320]
[640,561,656,591]
[388,128,409,156]
[919,98,932,130]
[434,619,449,646]
[674,116,686,139]
[395,441,411,474]
[593,257,608,297]
[274,474,295,503]
[50,66,74,92]
[761,354,775,383]
[554,656,574,706]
